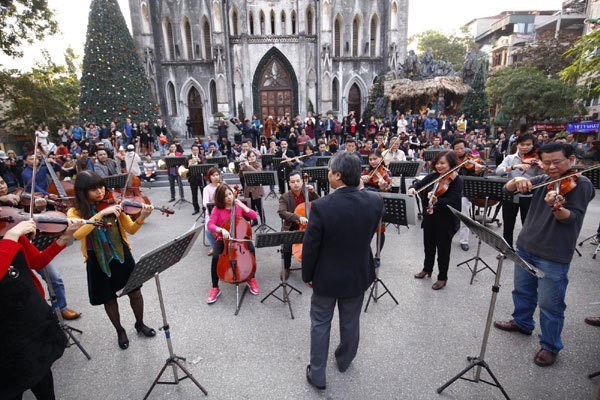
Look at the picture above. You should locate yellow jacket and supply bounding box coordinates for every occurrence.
[67,208,144,261]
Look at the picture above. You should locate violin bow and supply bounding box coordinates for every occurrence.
[28,131,41,220]
[415,159,471,195]
[530,164,600,191]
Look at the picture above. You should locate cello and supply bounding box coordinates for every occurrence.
[216,186,256,311]
[292,174,312,261]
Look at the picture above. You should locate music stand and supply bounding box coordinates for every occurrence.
[361,154,369,166]
[261,153,275,170]
[242,171,278,233]
[302,166,330,195]
[583,167,600,190]
[104,173,129,189]
[205,156,228,169]
[256,231,304,319]
[388,161,420,194]
[164,157,191,208]
[364,193,408,312]
[422,150,441,173]
[437,206,541,400]
[32,235,91,360]
[118,225,207,399]
[316,156,332,167]
[457,177,508,284]
[189,164,213,221]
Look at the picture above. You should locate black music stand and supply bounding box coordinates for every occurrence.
[32,235,91,360]
[242,171,278,233]
[422,150,441,173]
[118,225,207,399]
[437,206,541,400]
[388,161,420,194]
[189,164,216,222]
[164,157,191,208]
[583,167,600,190]
[302,166,330,195]
[256,231,304,319]
[316,156,332,167]
[104,173,129,189]
[364,193,403,312]
[261,153,275,170]
[457,177,508,284]
[205,156,228,169]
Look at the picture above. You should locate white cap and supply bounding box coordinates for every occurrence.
[127,144,135,151]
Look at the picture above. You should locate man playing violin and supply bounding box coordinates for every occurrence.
[277,170,319,281]
[495,133,544,247]
[494,142,595,367]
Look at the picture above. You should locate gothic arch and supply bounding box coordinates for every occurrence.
[166,81,177,116]
[162,18,175,60]
[291,10,297,34]
[391,1,398,30]
[212,3,222,32]
[370,14,379,57]
[334,14,343,57]
[280,10,286,35]
[306,6,314,35]
[352,15,361,57]
[229,5,239,36]
[322,2,330,31]
[252,47,299,119]
[181,17,193,59]
[332,76,340,111]
[179,78,208,108]
[201,16,212,59]
[343,75,368,116]
[140,1,150,33]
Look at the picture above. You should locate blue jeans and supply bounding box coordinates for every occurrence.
[35,262,67,311]
[512,247,570,353]
[205,220,215,247]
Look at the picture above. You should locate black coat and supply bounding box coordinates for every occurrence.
[302,186,384,298]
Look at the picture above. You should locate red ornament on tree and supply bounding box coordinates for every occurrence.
[87,108,92,113]
[122,107,127,111]
[132,110,137,114]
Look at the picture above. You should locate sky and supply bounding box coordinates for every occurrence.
[0,0,563,71]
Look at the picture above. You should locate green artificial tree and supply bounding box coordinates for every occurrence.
[79,0,159,125]
[461,61,490,124]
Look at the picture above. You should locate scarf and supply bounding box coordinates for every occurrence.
[90,205,125,277]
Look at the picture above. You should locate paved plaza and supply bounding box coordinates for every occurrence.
[25,186,600,400]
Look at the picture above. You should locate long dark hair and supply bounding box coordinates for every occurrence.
[432,150,458,169]
[74,170,106,218]
[213,183,233,209]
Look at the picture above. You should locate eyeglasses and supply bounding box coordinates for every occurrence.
[541,158,569,167]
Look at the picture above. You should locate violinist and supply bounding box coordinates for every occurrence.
[67,171,156,350]
[452,138,485,252]
[382,136,406,165]
[206,184,259,304]
[494,143,595,367]
[274,138,296,194]
[278,171,319,281]
[408,150,463,290]
[238,150,265,226]
[495,133,543,247]
[0,217,85,400]
[188,144,203,215]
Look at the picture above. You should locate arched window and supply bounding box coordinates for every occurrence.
[270,10,276,34]
[141,2,150,33]
[322,2,330,31]
[212,3,222,32]
[248,11,254,35]
[352,16,360,57]
[306,7,314,35]
[291,10,297,35]
[203,19,212,60]
[332,77,339,111]
[209,80,218,114]
[334,15,342,57]
[259,10,265,35]
[163,18,175,60]
[391,2,398,30]
[370,15,379,57]
[183,18,193,59]
[230,6,238,36]
[280,11,286,35]
[167,81,177,116]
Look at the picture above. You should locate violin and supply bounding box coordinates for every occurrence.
[522,149,539,165]
[99,190,174,216]
[426,171,458,214]
[0,207,111,237]
[292,174,312,262]
[546,169,578,211]
[15,189,72,213]
[459,153,486,173]
[216,186,256,284]
[366,164,391,190]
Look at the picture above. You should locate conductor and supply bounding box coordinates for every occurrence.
[302,151,384,390]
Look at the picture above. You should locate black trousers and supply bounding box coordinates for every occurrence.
[249,197,263,224]
[9,369,55,400]
[501,197,532,247]
[422,217,456,281]
[190,179,201,212]
[168,174,184,199]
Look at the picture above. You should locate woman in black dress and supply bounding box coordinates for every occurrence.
[67,171,155,349]
[1,218,85,399]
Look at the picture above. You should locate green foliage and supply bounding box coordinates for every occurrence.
[364,75,385,119]
[0,50,80,135]
[560,30,600,101]
[237,102,245,121]
[486,66,576,124]
[462,61,489,122]
[513,31,577,78]
[409,29,473,71]
[0,0,58,57]
[79,0,158,124]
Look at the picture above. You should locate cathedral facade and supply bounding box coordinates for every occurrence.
[128,0,408,136]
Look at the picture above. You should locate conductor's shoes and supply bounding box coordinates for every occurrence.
[493,320,532,335]
[306,365,326,390]
[584,316,600,327]
[61,308,81,320]
[534,348,557,367]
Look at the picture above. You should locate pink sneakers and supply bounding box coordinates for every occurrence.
[247,278,260,295]
[207,287,221,304]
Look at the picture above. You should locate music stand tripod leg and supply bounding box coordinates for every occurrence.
[260,246,302,319]
[234,284,249,316]
[42,268,91,360]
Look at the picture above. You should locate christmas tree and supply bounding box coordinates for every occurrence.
[79,0,159,124]
[461,61,490,124]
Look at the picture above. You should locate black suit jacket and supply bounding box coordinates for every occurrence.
[302,186,385,298]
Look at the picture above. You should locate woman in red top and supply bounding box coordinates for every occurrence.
[206,184,259,304]
[0,217,85,400]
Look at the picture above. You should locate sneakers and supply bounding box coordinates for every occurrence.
[591,236,599,245]
[247,278,260,295]
[207,287,221,304]
[150,178,155,182]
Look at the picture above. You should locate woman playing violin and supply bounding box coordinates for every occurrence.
[67,171,156,350]
[408,150,463,290]
[206,183,259,304]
